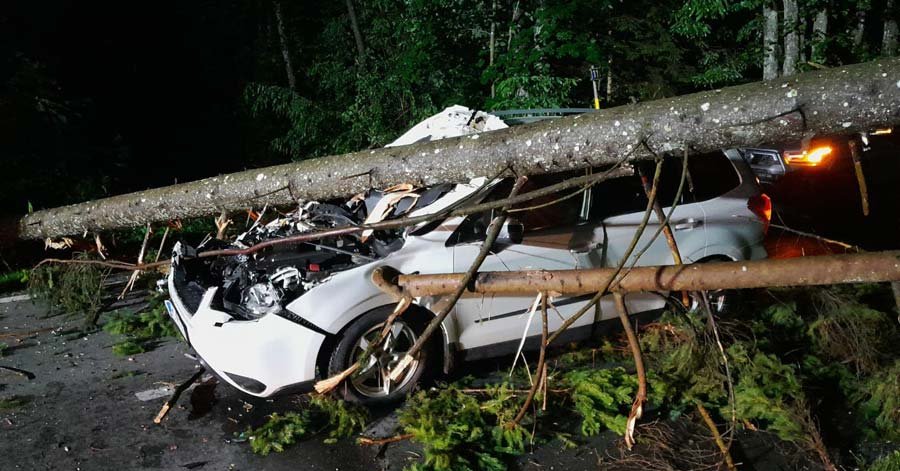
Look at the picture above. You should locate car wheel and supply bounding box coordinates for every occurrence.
[327,305,437,406]
[689,257,739,315]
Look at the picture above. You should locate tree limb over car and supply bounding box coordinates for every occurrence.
[14,58,900,240]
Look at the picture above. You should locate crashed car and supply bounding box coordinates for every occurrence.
[163,108,771,404]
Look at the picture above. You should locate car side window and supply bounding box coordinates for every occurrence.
[588,172,647,220]
[446,171,588,245]
[687,151,740,201]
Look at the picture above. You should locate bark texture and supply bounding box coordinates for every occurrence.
[17,59,900,240]
[764,3,780,80]
[393,251,900,297]
[812,8,828,63]
[783,0,799,76]
[273,1,296,90]
[884,0,898,56]
[345,0,366,65]
[854,8,867,48]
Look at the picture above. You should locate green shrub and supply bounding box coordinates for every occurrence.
[250,411,315,455]
[854,360,900,441]
[867,450,900,471]
[248,395,367,455]
[0,270,28,293]
[28,254,107,326]
[103,296,180,356]
[400,385,524,471]
[0,395,30,411]
[563,367,637,436]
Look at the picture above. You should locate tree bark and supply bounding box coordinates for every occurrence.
[854,8,867,48]
[273,1,296,90]
[799,16,807,65]
[884,0,898,56]
[390,251,900,297]
[14,59,900,240]
[489,0,497,98]
[811,8,828,64]
[345,0,366,66]
[764,3,780,80]
[783,0,799,76]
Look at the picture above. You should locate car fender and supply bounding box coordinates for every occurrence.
[285,261,457,373]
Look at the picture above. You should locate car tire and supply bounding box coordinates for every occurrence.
[327,305,438,406]
[690,257,741,315]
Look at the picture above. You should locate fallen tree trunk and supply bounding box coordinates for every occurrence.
[389,251,900,297]
[16,58,900,240]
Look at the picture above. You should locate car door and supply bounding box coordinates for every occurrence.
[450,174,591,355]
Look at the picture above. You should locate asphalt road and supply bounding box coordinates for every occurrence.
[0,297,618,471]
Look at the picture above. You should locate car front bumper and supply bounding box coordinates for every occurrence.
[165,248,326,397]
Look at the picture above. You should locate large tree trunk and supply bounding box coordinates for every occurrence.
[389,251,900,297]
[783,0,799,76]
[884,0,898,56]
[14,59,900,240]
[273,1,296,90]
[764,3,780,80]
[345,0,366,65]
[811,8,828,64]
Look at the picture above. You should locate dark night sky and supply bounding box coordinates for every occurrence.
[2,1,267,213]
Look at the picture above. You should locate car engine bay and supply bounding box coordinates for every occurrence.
[172,185,453,319]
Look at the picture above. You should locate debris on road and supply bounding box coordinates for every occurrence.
[153,368,206,424]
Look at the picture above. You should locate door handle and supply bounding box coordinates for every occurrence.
[673,218,702,231]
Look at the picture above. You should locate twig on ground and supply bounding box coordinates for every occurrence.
[695,402,737,471]
[614,292,646,450]
[0,365,36,380]
[357,433,413,446]
[153,368,205,424]
[699,291,736,448]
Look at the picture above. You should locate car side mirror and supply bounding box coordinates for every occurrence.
[496,219,524,245]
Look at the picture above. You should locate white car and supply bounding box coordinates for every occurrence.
[163,149,770,404]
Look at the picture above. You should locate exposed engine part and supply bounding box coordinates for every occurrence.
[177,184,453,321]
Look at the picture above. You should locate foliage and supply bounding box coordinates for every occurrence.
[640,311,727,414]
[309,395,368,441]
[0,396,30,411]
[0,342,7,357]
[0,270,29,293]
[249,411,316,456]
[854,360,900,441]
[248,395,367,455]
[103,295,180,356]
[563,367,637,436]
[28,254,108,327]
[400,385,525,471]
[867,450,900,471]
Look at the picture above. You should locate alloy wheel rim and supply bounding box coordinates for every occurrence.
[349,321,420,398]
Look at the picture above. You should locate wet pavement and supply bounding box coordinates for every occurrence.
[0,298,618,471]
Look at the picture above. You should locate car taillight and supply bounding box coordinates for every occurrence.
[748,193,772,233]
[784,145,832,166]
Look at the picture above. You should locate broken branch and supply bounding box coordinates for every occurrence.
[389,176,528,382]
[153,368,205,424]
[614,292,646,450]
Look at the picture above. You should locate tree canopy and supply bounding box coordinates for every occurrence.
[2,0,896,215]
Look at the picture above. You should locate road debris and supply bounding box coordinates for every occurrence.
[153,368,206,424]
